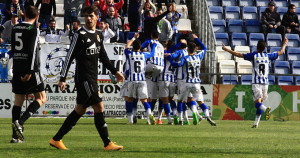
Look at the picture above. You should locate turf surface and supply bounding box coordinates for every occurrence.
[0,118,300,158]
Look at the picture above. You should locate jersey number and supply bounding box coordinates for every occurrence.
[15,33,23,51]
[134,61,141,73]
[168,64,175,73]
[188,66,199,78]
[259,64,265,75]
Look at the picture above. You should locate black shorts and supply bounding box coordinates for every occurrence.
[12,72,45,95]
[76,81,102,108]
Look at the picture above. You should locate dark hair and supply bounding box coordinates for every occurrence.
[144,10,150,18]
[257,40,267,53]
[83,6,99,16]
[49,19,56,23]
[151,31,159,39]
[133,39,141,51]
[94,0,99,1]
[157,8,163,12]
[167,40,175,50]
[11,13,18,18]
[100,18,107,23]
[188,42,197,54]
[178,32,194,44]
[289,4,296,10]
[25,6,38,19]
[73,19,81,25]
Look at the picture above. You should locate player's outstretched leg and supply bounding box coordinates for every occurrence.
[199,103,216,126]
[143,101,156,125]
[252,102,269,128]
[163,103,172,125]
[188,101,200,125]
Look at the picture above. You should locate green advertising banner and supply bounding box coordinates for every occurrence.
[212,85,300,121]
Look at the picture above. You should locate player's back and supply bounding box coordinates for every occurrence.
[11,22,39,74]
[127,51,147,81]
[145,40,164,66]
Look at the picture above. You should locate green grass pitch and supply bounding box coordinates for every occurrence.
[1,118,300,158]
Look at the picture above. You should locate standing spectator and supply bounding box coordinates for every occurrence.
[69,19,81,41]
[282,4,300,35]
[85,0,94,6]
[261,1,285,39]
[166,3,186,43]
[5,0,24,22]
[64,0,82,30]
[142,5,171,42]
[35,0,56,29]
[128,0,141,32]
[138,0,156,32]
[157,8,173,43]
[93,0,102,28]
[99,0,124,18]
[40,19,69,42]
[0,14,18,44]
[104,6,119,42]
[24,0,34,10]
[99,19,115,43]
[157,0,174,10]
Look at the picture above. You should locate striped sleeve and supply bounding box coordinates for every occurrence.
[27,28,39,73]
[60,32,83,82]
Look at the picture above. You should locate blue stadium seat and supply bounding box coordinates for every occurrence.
[277,76,294,85]
[259,7,267,19]
[241,75,252,85]
[256,0,269,7]
[296,8,300,21]
[207,0,220,6]
[126,32,136,41]
[212,20,226,33]
[222,75,238,85]
[287,47,300,62]
[228,19,243,34]
[270,47,285,61]
[222,0,238,6]
[277,7,288,20]
[239,0,254,7]
[292,61,300,75]
[286,34,300,47]
[274,61,290,74]
[215,33,229,46]
[275,0,288,7]
[209,6,224,20]
[225,6,240,20]
[290,0,300,8]
[231,33,247,47]
[249,33,264,47]
[245,20,260,33]
[295,76,300,85]
[267,33,282,47]
[269,75,275,85]
[242,6,258,20]
[251,46,267,53]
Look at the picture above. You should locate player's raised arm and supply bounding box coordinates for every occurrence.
[144,43,157,59]
[222,43,244,58]
[125,33,139,49]
[278,37,288,56]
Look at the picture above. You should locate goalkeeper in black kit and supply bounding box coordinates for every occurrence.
[49,6,125,150]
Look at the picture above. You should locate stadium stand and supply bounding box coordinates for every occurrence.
[245,20,260,33]
[291,0,300,7]
[250,46,267,53]
[292,61,300,75]
[296,8,300,21]
[286,34,300,47]
[256,0,270,7]
[212,20,226,33]
[209,6,223,20]
[234,46,250,61]
[259,7,267,19]
[225,6,240,21]
[287,47,300,62]
[277,76,294,85]
[274,61,290,74]
[269,75,276,85]
[215,33,229,46]
[249,33,264,47]
[222,0,238,6]
[242,6,258,20]
[237,60,252,74]
[270,47,286,61]
[277,7,288,20]
[207,0,220,6]
[222,75,238,84]
[228,19,243,34]
[219,60,236,74]
[296,76,300,85]
[216,46,233,62]
[267,33,282,47]
[231,33,247,48]
[239,0,254,7]
[241,75,252,85]
[275,0,289,7]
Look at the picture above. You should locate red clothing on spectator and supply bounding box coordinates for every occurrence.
[99,0,124,18]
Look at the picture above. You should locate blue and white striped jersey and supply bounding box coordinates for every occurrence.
[170,49,188,80]
[244,52,278,84]
[125,44,156,81]
[141,40,164,66]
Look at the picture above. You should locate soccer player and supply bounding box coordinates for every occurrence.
[167,38,216,126]
[222,38,288,128]
[49,6,125,150]
[125,33,156,125]
[11,6,47,143]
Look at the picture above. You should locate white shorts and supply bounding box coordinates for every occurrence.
[158,81,176,98]
[128,81,148,99]
[252,84,268,101]
[146,64,164,78]
[177,80,192,98]
[147,78,159,99]
[178,82,204,102]
[120,81,129,97]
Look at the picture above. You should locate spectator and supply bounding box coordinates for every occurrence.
[0,14,18,43]
[142,4,171,42]
[35,0,56,29]
[128,0,141,32]
[139,0,156,32]
[122,0,127,17]
[166,3,186,43]
[93,0,102,28]
[24,0,34,9]
[40,19,69,43]
[104,6,119,42]
[5,0,24,22]
[99,19,115,43]
[99,0,124,18]
[261,1,285,39]
[157,0,174,10]
[157,8,173,43]
[64,0,82,30]
[282,4,300,35]
[69,19,81,41]
[85,0,94,6]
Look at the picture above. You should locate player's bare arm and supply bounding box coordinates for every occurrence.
[278,37,288,56]
[222,43,244,58]
[125,33,139,49]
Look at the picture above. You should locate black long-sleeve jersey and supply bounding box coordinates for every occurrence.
[60,26,118,83]
[11,22,40,74]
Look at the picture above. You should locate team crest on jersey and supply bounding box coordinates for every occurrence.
[43,47,75,83]
[97,35,101,42]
